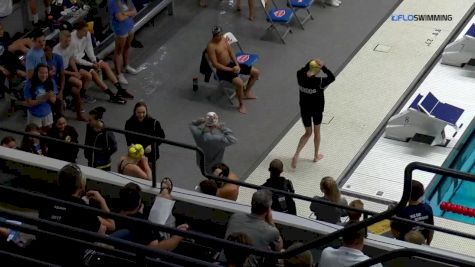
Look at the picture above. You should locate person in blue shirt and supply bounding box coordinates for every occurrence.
[108,0,139,85]
[23,63,57,131]
[45,40,65,118]
[25,30,46,79]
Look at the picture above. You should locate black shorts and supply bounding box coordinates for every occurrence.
[77,64,93,72]
[300,108,323,127]
[216,62,251,82]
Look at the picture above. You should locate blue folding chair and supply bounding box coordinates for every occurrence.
[287,0,314,29]
[223,32,259,67]
[260,0,294,44]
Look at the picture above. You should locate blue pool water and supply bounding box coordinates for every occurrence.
[428,124,475,224]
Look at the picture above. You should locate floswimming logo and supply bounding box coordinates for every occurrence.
[391,14,453,22]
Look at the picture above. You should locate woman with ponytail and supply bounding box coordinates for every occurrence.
[118,144,152,180]
[309,176,348,224]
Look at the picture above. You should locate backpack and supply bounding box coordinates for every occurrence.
[271,179,297,215]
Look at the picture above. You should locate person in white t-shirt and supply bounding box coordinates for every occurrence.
[53,30,92,120]
[70,21,133,104]
[319,227,383,267]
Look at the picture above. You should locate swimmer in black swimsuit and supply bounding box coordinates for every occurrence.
[291,59,335,169]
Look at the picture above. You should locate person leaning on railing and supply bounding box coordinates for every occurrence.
[124,101,165,166]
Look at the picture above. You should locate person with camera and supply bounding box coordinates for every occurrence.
[189,112,237,174]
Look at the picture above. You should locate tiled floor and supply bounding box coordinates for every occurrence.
[238,0,475,256]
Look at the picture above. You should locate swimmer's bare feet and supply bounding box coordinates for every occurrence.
[248,16,255,21]
[313,154,324,162]
[291,155,299,169]
[199,0,207,7]
[239,105,247,114]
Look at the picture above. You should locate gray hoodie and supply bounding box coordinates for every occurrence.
[190,120,237,173]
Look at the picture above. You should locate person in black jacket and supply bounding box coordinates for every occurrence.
[291,59,335,169]
[124,102,165,164]
[84,107,117,171]
[46,116,79,163]
[261,159,297,215]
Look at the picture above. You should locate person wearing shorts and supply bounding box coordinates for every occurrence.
[216,62,252,83]
[291,59,335,169]
[71,21,133,104]
[108,0,139,85]
[207,26,260,114]
[23,64,57,131]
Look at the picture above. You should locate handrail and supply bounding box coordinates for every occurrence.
[103,127,206,188]
[0,126,103,152]
[0,208,218,267]
[0,249,61,267]
[101,127,475,246]
[2,127,475,259]
[352,248,475,267]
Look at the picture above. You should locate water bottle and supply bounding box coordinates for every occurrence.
[192,77,198,92]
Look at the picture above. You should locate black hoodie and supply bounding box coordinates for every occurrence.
[296,64,336,112]
[124,116,165,158]
[262,176,297,215]
[84,124,117,168]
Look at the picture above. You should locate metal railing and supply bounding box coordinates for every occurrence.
[353,248,475,267]
[2,126,475,263]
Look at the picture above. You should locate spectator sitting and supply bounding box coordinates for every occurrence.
[38,163,115,263]
[224,232,253,267]
[44,39,66,119]
[319,226,382,267]
[404,230,425,245]
[395,180,434,245]
[212,162,239,201]
[84,107,118,171]
[124,102,165,165]
[71,21,132,103]
[46,116,79,163]
[206,26,259,114]
[39,163,115,234]
[24,64,57,132]
[118,144,152,180]
[1,136,16,149]
[20,123,44,155]
[222,189,283,266]
[346,199,364,224]
[284,242,314,267]
[114,181,189,251]
[310,176,348,224]
[261,159,297,215]
[25,29,46,79]
[53,30,93,121]
[190,112,237,173]
[198,163,239,201]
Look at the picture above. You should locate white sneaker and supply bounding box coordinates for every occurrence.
[326,0,340,6]
[125,65,139,75]
[336,0,341,4]
[118,73,129,85]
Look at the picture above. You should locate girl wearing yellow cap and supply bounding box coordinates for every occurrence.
[118,143,152,180]
[291,59,336,169]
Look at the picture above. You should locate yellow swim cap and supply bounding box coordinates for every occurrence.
[128,144,144,160]
[308,60,321,75]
